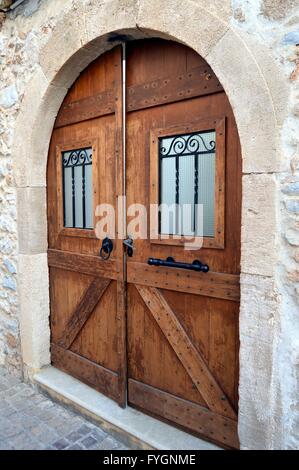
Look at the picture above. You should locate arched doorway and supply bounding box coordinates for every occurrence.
[47,39,241,449]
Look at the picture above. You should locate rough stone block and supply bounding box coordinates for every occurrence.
[261,0,298,21]
[17,187,47,255]
[241,174,278,276]
[18,254,50,370]
[0,84,18,109]
[282,181,299,196]
[238,421,269,450]
[238,334,284,449]
[285,199,299,213]
[240,274,279,344]
[285,228,299,246]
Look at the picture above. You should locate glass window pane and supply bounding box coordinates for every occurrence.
[159,130,216,238]
[179,155,195,236]
[62,147,93,229]
[74,165,83,228]
[196,153,215,237]
[63,166,73,227]
[160,156,176,235]
[84,164,93,229]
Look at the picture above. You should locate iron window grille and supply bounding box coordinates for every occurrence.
[62,147,93,229]
[158,130,216,237]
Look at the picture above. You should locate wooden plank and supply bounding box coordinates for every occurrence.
[57,277,111,349]
[136,285,237,420]
[128,379,239,449]
[128,262,240,302]
[51,343,119,402]
[54,89,115,128]
[127,64,223,112]
[48,249,118,280]
[214,117,226,249]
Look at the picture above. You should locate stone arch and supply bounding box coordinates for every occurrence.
[13,0,285,449]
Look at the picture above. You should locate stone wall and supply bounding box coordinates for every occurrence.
[0,0,298,449]
[0,0,50,374]
[231,0,299,450]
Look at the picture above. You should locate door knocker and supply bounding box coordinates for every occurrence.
[99,237,113,260]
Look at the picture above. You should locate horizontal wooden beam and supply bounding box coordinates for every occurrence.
[128,379,239,449]
[127,65,223,112]
[51,343,119,402]
[48,249,118,280]
[128,262,239,301]
[54,89,115,128]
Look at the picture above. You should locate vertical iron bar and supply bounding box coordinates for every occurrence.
[62,156,66,227]
[82,163,86,229]
[194,154,199,235]
[71,166,76,227]
[175,155,179,235]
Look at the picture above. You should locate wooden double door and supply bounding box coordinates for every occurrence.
[47,39,241,448]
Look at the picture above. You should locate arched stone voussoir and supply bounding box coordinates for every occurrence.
[39,0,139,87]
[84,0,139,46]
[38,0,232,87]
[13,67,68,188]
[136,0,230,59]
[38,2,88,86]
[233,28,289,129]
[206,28,280,174]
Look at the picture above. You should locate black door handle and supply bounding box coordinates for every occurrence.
[148,256,209,273]
[99,237,113,260]
[123,236,134,257]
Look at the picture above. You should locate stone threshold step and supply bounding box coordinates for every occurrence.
[34,366,220,451]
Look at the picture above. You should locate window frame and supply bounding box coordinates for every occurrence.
[149,117,226,249]
[55,138,99,239]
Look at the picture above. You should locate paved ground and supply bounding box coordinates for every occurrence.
[0,366,130,450]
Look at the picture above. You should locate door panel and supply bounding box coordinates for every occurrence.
[126,40,241,448]
[47,39,241,448]
[47,47,126,405]
[127,284,206,406]
[71,281,118,371]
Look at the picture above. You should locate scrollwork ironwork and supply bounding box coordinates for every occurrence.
[62,147,93,230]
[160,131,215,157]
[62,148,92,168]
